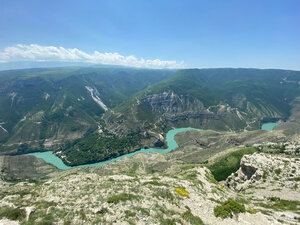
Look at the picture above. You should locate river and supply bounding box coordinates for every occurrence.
[27,127,201,170]
[27,123,279,170]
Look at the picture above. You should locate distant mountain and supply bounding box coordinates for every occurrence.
[0,61,139,71]
[0,67,174,157]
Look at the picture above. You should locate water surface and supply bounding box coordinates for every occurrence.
[27,127,201,170]
[261,122,279,131]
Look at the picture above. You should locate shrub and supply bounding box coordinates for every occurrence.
[274,168,282,175]
[175,187,189,197]
[0,206,26,221]
[214,199,246,218]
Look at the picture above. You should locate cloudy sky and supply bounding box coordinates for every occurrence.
[0,0,299,69]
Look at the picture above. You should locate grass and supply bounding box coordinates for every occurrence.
[159,218,177,225]
[133,207,150,216]
[207,147,256,181]
[125,210,136,218]
[175,187,189,197]
[258,197,300,211]
[143,180,167,186]
[154,189,175,201]
[182,210,204,225]
[205,171,218,184]
[107,193,140,204]
[214,198,246,218]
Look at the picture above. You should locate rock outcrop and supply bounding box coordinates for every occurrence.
[226,153,300,192]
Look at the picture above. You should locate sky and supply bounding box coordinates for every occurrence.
[0,0,299,69]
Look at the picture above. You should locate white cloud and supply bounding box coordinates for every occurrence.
[0,44,185,69]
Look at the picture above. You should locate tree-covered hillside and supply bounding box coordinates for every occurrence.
[0,67,174,155]
[63,68,300,166]
[1,67,300,166]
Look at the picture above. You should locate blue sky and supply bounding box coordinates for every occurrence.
[0,0,299,69]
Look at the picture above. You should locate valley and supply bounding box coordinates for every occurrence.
[0,67,300,225]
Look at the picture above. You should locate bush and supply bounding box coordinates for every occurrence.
[0,206,26,221]
[214,199,246,218]
[274,168,282,175]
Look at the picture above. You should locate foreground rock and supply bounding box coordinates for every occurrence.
[226,153,300,192]
[1,153,295,225]
[226,153,300,224]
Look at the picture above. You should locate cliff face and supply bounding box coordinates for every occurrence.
[226,153,300,192]
[104,89,284,140]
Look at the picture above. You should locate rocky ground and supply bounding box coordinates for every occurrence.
[0,150,299,225]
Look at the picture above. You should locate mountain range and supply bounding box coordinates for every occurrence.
[1,66,300,166]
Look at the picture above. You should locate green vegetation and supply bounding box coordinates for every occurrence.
[125,210,136,218]
[205,171,218,184]
[182,210,204,225]
[2,67,300,167]
[62,132,142,166]
[259,197,300,211]
[107,193,140,204]
[154,189,174,201]
[0,206,26,221]
[159,218,177,225]
[0,67,172,157]
[274,168,282,175]
[143,180,167,186]
[214,198,246,218]
[208,147,257,181]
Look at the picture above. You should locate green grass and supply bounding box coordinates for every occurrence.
[153,189,174,201]
[259,197,300,211]
[214,198,246,218]
[125,210,136,218]
[159,218,177,225]
[143,180,167,186]
[207,147,257,181]
[107,193,140,204]
[182,210,204,225]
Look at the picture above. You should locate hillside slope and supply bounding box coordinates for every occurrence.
[0,67,174,155]
[62,68,300,165]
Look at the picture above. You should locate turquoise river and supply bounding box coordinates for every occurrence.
[261,122,279,131]
[27,127,201,170]
[27,123,279,170]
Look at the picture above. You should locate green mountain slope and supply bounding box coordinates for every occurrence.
[61,68,300,166]
[0,67,174,155]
